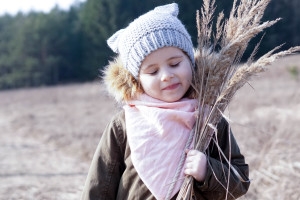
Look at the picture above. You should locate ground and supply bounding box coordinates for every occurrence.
[0,55,299,199]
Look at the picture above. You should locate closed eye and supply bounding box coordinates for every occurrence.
[170,62,180,67]
[141,65,158,75]
[144,68,158,75]
[148,70,158,75]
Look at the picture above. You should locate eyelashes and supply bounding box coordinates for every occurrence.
[142,61,182,76]
[170,62,180,67]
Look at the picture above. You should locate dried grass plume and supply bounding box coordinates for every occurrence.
[177,0,300,199]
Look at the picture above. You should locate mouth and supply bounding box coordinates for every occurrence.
[162,83,180,90]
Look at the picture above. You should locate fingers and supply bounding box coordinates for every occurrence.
[183,167,194,177]
[185,149,199,156]
[184,149,207,182]
[185,149,202,162]
[184,162,201,181]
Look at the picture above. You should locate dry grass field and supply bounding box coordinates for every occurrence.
[0,54,299,199]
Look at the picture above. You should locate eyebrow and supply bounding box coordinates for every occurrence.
[168,55,184,60]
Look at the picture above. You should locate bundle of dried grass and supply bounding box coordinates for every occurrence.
[176,0,300,199]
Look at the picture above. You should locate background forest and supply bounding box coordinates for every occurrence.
[0,0,299,90]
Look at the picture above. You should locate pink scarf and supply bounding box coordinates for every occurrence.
[123,94,198,200]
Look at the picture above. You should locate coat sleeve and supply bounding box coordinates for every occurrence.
[81,112,126,200]
[193,118,250,200]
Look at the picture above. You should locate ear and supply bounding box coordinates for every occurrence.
[107,29,125,53]
[154,3,178,17]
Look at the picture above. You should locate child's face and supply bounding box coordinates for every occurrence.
[139,47,193,102]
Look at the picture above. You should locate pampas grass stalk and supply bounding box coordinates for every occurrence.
[176,0,300,199]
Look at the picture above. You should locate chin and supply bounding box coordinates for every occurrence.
[163,96,182,102]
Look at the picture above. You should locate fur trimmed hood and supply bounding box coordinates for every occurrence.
[102,56,143,103]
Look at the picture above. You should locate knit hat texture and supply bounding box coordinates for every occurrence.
[107,3,194,79]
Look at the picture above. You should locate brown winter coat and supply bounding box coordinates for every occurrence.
[81,111,250,200]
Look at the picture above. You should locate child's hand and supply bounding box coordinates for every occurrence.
[184,149,207,182]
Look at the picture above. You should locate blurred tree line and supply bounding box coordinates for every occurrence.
[0,0,299,90]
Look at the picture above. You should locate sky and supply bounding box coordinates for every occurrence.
[0,0,86,15]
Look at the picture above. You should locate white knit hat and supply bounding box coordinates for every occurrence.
[107,3,194,79]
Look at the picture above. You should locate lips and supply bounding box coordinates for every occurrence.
[162,83,180,90]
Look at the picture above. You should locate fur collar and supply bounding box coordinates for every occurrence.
[102,56,143,103]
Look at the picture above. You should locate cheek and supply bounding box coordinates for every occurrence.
[139,76,156,93]
[181,66,193,83]
[188,64,194,80]
[189,70,193,82]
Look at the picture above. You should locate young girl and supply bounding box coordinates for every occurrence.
[81,3,250,200]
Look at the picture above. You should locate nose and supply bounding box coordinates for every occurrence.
[160,67,174,81]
